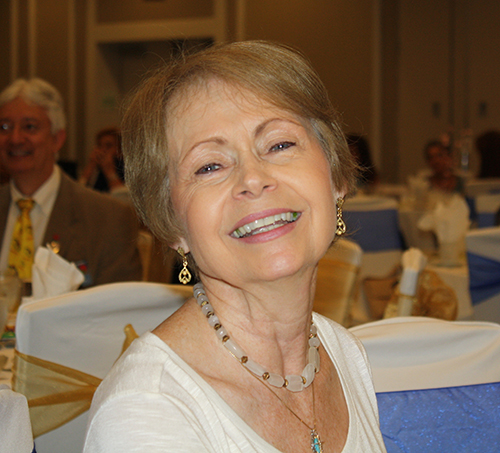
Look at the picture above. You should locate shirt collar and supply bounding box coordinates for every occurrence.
[10,165,61,215]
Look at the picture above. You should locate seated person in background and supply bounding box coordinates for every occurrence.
[79,127,126,193]
[84,41,386,452]
[424,140,464,194]
[475,130,500,179]
[0,78,142,289]
[347,133,378,191]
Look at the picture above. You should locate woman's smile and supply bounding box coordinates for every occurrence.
[231,211,301,239]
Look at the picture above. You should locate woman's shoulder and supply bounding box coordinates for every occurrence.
[313,313,371,376]
[92,332,173,401]
[313,313,364,350]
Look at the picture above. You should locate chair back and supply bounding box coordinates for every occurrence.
[14,282,192,453]
[343,196,404,323]
[475,193,500,228]
[465,178,500,197]
[314,238,362,326]
[344,195,403,253]
[466,226,500,323]
[350,317,500,452]
[0,386,35,453]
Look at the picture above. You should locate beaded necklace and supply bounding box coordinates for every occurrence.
[193,282,324,452]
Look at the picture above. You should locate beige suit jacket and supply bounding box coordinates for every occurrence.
[0,171,142,287]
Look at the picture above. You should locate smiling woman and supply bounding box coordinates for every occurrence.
[83,41,386,453]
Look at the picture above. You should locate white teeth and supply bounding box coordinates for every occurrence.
[231,212,301,238]
[254,218,264,229]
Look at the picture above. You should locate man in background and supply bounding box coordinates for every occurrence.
[0,78,142,289]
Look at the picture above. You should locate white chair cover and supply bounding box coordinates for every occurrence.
[466,226,500,323]
[343,196,404,323]
[343,195,404,254]
[0,385,35,453]
[15,282,192,453]
[351,317,500,452]
[474,193,500,228]
[465,178,500,197]
[314,238,362,326]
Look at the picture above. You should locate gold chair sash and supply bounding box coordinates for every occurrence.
[314,258,360,326]
[13,324,139,438]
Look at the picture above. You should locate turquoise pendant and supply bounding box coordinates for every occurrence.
[310,429,323,452]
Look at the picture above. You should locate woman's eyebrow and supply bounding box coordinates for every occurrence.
[253,117,303,138]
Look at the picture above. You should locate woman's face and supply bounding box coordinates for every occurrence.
[168,81,340,285]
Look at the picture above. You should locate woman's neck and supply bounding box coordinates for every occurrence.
[197,270,317,377]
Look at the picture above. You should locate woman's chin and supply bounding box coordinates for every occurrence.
[248,254,316,285]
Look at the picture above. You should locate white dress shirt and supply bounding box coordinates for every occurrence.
[0,166,61,273]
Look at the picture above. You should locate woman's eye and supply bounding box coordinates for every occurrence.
[195,163,222,175]
[270,141,295,152]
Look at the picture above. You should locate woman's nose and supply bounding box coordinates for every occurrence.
[232,158,277,199]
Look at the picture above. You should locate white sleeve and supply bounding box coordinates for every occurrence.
[84,392,216,453]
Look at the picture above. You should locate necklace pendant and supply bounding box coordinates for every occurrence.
[310,429,323,453]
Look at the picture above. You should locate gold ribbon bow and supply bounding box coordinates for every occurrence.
[12,324,139,437]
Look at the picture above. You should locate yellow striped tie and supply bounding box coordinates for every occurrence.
[8,198,35,281]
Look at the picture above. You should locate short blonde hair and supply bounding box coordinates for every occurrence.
[122,40,358,246]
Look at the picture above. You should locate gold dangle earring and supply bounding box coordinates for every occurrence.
[177,247,192,285]
[335,197,346,236]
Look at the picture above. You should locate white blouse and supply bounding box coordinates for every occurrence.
[84,313,386,452]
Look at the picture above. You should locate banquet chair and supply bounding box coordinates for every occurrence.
[343,195,404,323]
[0,385,35,453]
[350,317,500,452]
[466,226,500,323]
[313,238,362,326]
[14,282,192,453]
[474,193,500,228]
[465,178,500,197]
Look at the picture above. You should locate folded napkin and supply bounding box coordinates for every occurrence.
[31,247,85,300]
[417,194,470,244]
[399,248,428,296]
[397,248,427,316]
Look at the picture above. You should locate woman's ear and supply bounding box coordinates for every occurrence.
[170,237,190,255]
[335,187,348,200]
